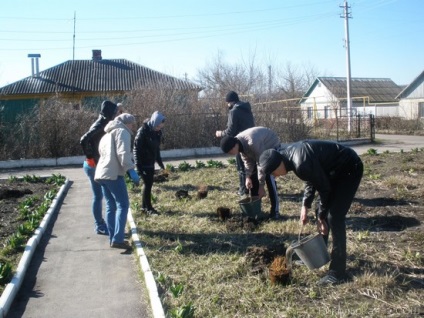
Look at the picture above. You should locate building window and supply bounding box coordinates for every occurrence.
[419,102,424,118]
[307,107,313,119]
[324,106,329,119]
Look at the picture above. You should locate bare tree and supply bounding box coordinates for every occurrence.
[195,50,266,100]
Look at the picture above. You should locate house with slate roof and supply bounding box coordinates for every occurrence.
[300,77,403,120]
[396,70,424,120]
[0,50,202,122]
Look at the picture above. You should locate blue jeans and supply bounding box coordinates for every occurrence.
[83,162,104,226]
[97,176,129,244]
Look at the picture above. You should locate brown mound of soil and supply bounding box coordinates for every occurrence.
[269,256,291,285]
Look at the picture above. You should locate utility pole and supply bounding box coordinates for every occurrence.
[341,0,352,133]
[268,65,272,100]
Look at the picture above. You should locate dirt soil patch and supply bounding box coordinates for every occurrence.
[0,179,53,247]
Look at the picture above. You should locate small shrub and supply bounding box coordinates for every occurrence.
[367,148,378,155]
[178,161,192,172]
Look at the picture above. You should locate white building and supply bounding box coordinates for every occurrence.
[396,70,424,120]
[300,77,402,119]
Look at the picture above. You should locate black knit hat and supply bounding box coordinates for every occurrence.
[225,91,239,103]
[259,149,283,175]
[220,135,238,153]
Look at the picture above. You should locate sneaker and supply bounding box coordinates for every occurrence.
[95,223,108,235]
[317,272,340,286]
[110,241,131,249]
[147,208,160,216]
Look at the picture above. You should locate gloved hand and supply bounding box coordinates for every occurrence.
[128,169,140,186]
[85,158,96,168]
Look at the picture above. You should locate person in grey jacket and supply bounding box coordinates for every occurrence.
[95,113,140,249]
[80,100,118,235]
[220,126,281,220]
[259,140,363,285]
[216,91,255,196]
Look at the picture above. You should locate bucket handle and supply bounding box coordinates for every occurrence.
[298,224,305,242]
[285,225,306,270]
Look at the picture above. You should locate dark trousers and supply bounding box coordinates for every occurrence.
[236,154,247,194]
[319,161,363,277]
[250,167,280,215]
[139,167,155,210]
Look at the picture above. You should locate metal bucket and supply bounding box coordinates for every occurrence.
[285,233,330,270]
[238,196,262,218]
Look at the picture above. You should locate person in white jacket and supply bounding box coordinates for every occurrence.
[95,113,140,249]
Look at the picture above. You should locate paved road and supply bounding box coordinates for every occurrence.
[0,133,423,317]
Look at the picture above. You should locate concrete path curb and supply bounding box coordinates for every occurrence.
[127,211,165,318]
[0,179,71,318]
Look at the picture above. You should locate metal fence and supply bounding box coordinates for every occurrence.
[0,107,375,161]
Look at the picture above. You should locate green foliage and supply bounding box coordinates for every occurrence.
[17,222,36,236]
[166,164,176,172]
[170,282,184,298]
[367,173,381,180]
[206,159,224,168]
[7,176,18,183]
[7,232,26,251]
[45,173,66,186]
[195,160,206,169]
[227,158,236,165]
[22,174,42,183]
[366,148,378,155]
[0,262,13,285]
[131,201,141,213]
[156,271,167,285]
[44,190,57,201]
[170,302,195,318]
[178,161,192,172]
[357,230,370,241]
[151,193,158,204]
[174,241,183,254]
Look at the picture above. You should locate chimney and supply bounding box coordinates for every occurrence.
[28,53,41,77]
[92,50,102,61]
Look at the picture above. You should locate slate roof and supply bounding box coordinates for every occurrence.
[0,59,202,96]
[303,77,402,103]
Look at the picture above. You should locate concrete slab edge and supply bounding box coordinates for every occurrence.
[127,210,165,318]
[0,140,375,170]
[0,179,71,318]
[0,147,224,170]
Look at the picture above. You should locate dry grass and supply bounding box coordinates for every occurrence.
[129,151,424,318]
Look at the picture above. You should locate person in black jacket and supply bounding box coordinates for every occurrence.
[215,91,255,196]
[133,111,166,215]
[259,140,363,285]
[80,100,118,235]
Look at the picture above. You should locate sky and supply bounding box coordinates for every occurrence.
[0,0,423,88]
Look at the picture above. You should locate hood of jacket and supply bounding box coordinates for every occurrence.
[148,111,166,129]
[233,101,252,113]
[100,100,118,121]
[104,118,133,135]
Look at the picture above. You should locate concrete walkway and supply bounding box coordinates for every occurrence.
[0,134,423,317]
[2,167,152,318]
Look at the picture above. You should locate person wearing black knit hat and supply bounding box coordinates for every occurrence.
[225,91,240,103]
[215,91,255,196]
[220,127,282,220]
[259,140,363,285]
[80,100,118,235]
